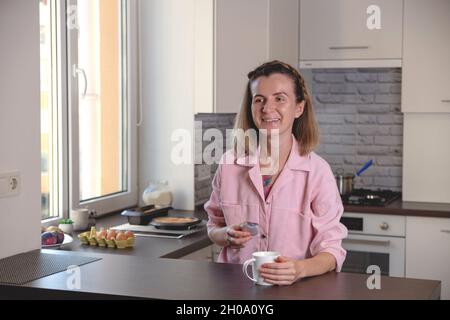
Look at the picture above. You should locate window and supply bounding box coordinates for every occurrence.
[40,0,137,222]
[40,0,62,220]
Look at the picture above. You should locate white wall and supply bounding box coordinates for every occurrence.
[138,0,199,210]
[194,0,214,114]
[0,0,41,259]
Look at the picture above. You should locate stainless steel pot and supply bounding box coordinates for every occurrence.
[335,170,354,195]
[335,160,373,195]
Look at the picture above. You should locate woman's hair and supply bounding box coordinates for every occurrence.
[234,60,319,156]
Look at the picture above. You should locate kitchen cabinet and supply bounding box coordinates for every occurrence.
[215,0,299,113]
[406,216,450,300]
[180,244,221,262]
[403,114,450,203]
[299,0,403,68]
[402,0,450,113]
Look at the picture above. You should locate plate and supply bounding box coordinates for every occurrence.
[150,216,202,230]
[42,234,73,249]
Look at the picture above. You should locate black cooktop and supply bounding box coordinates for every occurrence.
[341,189,401,207]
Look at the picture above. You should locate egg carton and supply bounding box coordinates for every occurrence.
[77,232,135,249]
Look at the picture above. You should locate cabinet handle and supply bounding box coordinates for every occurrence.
[329,46,370,50]
[343,238,390,246]
[441,229,450,234]
[442,100,450,103]
[380,222,389,231]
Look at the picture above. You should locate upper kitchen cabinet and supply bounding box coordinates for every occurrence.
[402,0,450,113]
[215,0,299,113]
[299,0,403,68]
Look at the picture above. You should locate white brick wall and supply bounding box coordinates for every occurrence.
[194,113,236,205]
[311,68,403,191]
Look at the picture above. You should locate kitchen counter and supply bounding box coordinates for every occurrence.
[344,199,450,218]
[63,209,212,259]
[0,208,443,299]
[0,249,441,300]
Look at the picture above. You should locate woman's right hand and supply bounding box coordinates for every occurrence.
[224,224,252,248]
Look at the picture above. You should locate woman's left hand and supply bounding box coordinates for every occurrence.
[259,256,307,286]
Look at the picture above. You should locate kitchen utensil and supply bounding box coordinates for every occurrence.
[150,216,202,230]
[335,160,373,195]
[335,169,354,195]
[121,205,171,225]
[355,160,373,177]
[112,221,207,239]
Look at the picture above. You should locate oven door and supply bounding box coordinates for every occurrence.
[342,233,405,277]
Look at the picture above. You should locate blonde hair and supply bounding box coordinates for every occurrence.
[234,60,319,156]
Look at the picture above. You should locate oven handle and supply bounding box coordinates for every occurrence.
[343,238,391,246]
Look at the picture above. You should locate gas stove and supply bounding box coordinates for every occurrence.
[341,189,401,207]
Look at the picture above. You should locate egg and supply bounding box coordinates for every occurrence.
[106,230,117,240]
[96,228,107,240]
[124,231,134,239]
[115,232,127,241]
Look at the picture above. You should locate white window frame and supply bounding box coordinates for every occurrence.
[68,0,138,217]
[41,0,69,227]
[42,0,138,226]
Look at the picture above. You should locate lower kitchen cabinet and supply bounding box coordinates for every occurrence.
[406,216,450,300]
[403,114,450,203]
[180,244,221,263]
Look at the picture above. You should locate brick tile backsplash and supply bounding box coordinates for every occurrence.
[312,68,403,191]
[194,68,404,205]
[194,113,236,205]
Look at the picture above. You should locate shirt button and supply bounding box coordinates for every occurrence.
[261,234,266,239]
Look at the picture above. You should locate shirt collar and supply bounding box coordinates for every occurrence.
[285,135,311,172]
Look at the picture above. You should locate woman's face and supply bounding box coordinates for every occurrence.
[250,73,305,138]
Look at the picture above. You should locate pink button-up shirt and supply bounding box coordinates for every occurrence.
[204,135,348,271]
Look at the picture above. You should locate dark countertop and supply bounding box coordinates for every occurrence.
[63,209,212,259]
[0,208,443,299]
[0,249,441,300]
[344,199,450,218]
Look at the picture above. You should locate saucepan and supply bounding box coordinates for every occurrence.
[335,160,373,195]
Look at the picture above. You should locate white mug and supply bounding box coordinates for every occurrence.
[242,251,280,286]
[71,208,90,231]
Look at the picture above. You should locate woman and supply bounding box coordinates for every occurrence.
[204,60,347,286]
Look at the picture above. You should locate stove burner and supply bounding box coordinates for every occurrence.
[342,189,401,207]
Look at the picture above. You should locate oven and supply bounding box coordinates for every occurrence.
[340,212,406,277]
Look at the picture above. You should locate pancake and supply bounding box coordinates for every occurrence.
[152,217,196,224]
